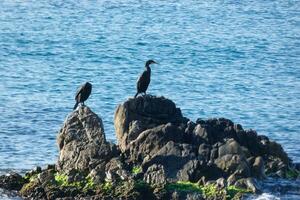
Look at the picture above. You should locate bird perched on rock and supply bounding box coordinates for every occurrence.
[73,82,92,110]
[134,60,157,98]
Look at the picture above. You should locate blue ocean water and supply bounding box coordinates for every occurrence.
[0,0,299,199]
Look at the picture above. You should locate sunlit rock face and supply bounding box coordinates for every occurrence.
[57,106,113,172]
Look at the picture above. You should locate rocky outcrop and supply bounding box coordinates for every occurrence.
[57,106,113,172]
[114,95,187,152]
[0,173,24,191]
[0,95,298,200]
[114,97,292,183]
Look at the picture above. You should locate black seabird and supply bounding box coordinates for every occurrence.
[134,60,157,98]
[73,82,92,110]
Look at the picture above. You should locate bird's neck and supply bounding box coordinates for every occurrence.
[145,65,151,72]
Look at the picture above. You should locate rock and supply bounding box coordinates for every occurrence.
[105,158,130,181]
[252,156,266,179]
[198,143,211,162]
[114,95,187,152]
[186,193,204,200]
[0,172,24,191]
[265,157,288,177]
[216,178,226,189]
[194,118,235,144]
[177,160,201,182]
[143,164,166,187]
[88,162,106,184]
[128,123,186,163]
[234,178,262,193]
[170,191,204,200]
[5,95,294,199]
[266,141,290,165]
[46,164,56,170]
[218,139,248,158]
[37,170,56,187]
[35,166,42,173]
[192,124,209,144]
[57,106,112,171]
[143,141,197,181]
[215,154,251,178]
[20,178,45,199]
[24,167,42,180]
[227,172,241,186]
[65,169,85,183]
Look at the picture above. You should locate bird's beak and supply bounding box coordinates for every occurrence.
[154,61,158,64]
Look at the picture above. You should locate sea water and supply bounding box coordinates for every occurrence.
[0,0,299,199]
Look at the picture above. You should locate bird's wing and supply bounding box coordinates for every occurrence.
[137,71,150,90]
[75,83,85,100]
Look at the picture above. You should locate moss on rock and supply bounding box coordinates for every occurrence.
[166,181,251,199]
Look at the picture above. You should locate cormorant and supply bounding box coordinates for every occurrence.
[73,82,92,110]
[134,60,157,98]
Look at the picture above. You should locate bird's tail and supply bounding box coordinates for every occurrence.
[73,102,79,110]
[134,92,139,98]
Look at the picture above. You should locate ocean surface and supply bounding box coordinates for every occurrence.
[0,0,299,199]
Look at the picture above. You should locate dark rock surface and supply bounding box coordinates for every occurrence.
[114,95,187,152]
[0,95,298,200]
[0,173,24,191]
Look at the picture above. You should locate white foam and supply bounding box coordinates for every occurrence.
[250,193,280,200]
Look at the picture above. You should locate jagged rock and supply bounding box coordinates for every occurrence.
[216,178,226,189]
[65,169,85,183]
[0,172,24,191]
[143,141,197,181]
[218,139,249,158]
[143,164,166,187]
[198,143,211,162]
[170,191,204,200]
[227,172,241,186]
[235,130,264,156]
[20,178,46,199]
[24,167,42,180]
[88,162,106,184]
[266,141,289,165]
[57,106,112,171]
[234,178,262,193]
[194,118,235,145]
[129,123,186,163]
[105,158,130,181]
[252,156,266,179]
[37,170,56,187]
[177,160,202,182]
[114,95,187,152]
[265,157,288,178]
[215,154,251,177]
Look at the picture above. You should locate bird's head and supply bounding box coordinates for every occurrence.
[145,60,157,67]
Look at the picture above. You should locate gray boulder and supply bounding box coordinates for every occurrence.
[215,154,251,177]
[252,156,266,179]
[234,177,262,193]
[105,157,130,182]
[218,139,249,158]
[114,95,187,152]
[128,123,186,163]
[57,106,112,172]
[0,172,24,191]
[143,164,166,187]
[143,141,199,182]
[193,118,235,145]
